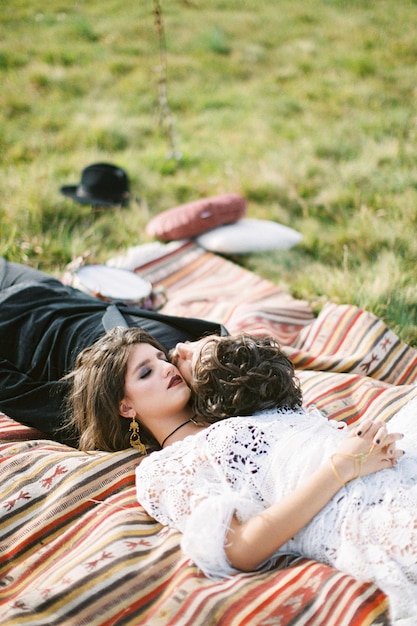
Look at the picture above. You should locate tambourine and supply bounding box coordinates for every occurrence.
[66,264,166,310]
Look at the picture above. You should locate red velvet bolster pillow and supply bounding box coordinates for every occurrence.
[146,193,247,242]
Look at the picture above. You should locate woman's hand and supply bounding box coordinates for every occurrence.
[225,418,404,572]
[330,419,404,486]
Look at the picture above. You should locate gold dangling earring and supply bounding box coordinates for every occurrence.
[129,417,147,455]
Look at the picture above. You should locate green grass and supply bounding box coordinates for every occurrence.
[1,0,416,345]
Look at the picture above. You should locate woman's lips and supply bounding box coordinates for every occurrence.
[168,375,183,389]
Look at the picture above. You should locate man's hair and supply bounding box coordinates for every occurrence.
[190,334,302,422]
[64,327,165,451]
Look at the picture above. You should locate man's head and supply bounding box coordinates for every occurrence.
[172,333,302,423]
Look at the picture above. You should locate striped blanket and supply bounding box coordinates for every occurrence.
[1,241,416,625]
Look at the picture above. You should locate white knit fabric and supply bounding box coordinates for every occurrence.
[136,400,417,625]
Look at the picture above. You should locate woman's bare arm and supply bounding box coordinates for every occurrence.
[224,420,404,572]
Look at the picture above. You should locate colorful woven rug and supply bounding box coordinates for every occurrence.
[1,241,416,625]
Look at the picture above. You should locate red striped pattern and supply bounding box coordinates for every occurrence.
[1,241,415,624]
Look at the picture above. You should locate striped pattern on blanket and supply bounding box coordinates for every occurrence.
[1,240,416,625]
[137,241,417,426]
[0,425,389,625]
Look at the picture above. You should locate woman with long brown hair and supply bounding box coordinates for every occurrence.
[67,327,415,624]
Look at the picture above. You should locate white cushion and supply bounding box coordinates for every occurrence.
[196,218,302,254]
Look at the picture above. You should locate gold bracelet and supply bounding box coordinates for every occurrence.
[330,447,374,487]
[329,455,346,487]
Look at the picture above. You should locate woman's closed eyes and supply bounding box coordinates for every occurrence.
[137,352,170,379]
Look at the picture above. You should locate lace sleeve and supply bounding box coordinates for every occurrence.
[136,423,269,579]
[179,420,273,578]
[181,492,238,578]
[181,484,268,578]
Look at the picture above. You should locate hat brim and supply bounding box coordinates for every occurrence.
[60,185,128,208]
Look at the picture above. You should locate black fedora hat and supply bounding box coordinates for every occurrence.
[60,163,130,207]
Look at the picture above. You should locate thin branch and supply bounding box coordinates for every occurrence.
[152,0,182,160]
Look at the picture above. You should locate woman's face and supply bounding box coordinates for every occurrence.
[171,335,221,384]
[120,342,191,425]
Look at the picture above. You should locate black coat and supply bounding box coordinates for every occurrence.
[0,278,225,441]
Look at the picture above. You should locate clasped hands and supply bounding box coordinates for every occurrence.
[330,419,404,487]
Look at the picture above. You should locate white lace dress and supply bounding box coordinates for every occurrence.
[136,398,417,625]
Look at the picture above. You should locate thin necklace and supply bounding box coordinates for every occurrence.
[161,417,198,448]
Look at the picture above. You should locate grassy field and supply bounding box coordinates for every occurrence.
[1,0,416,344]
